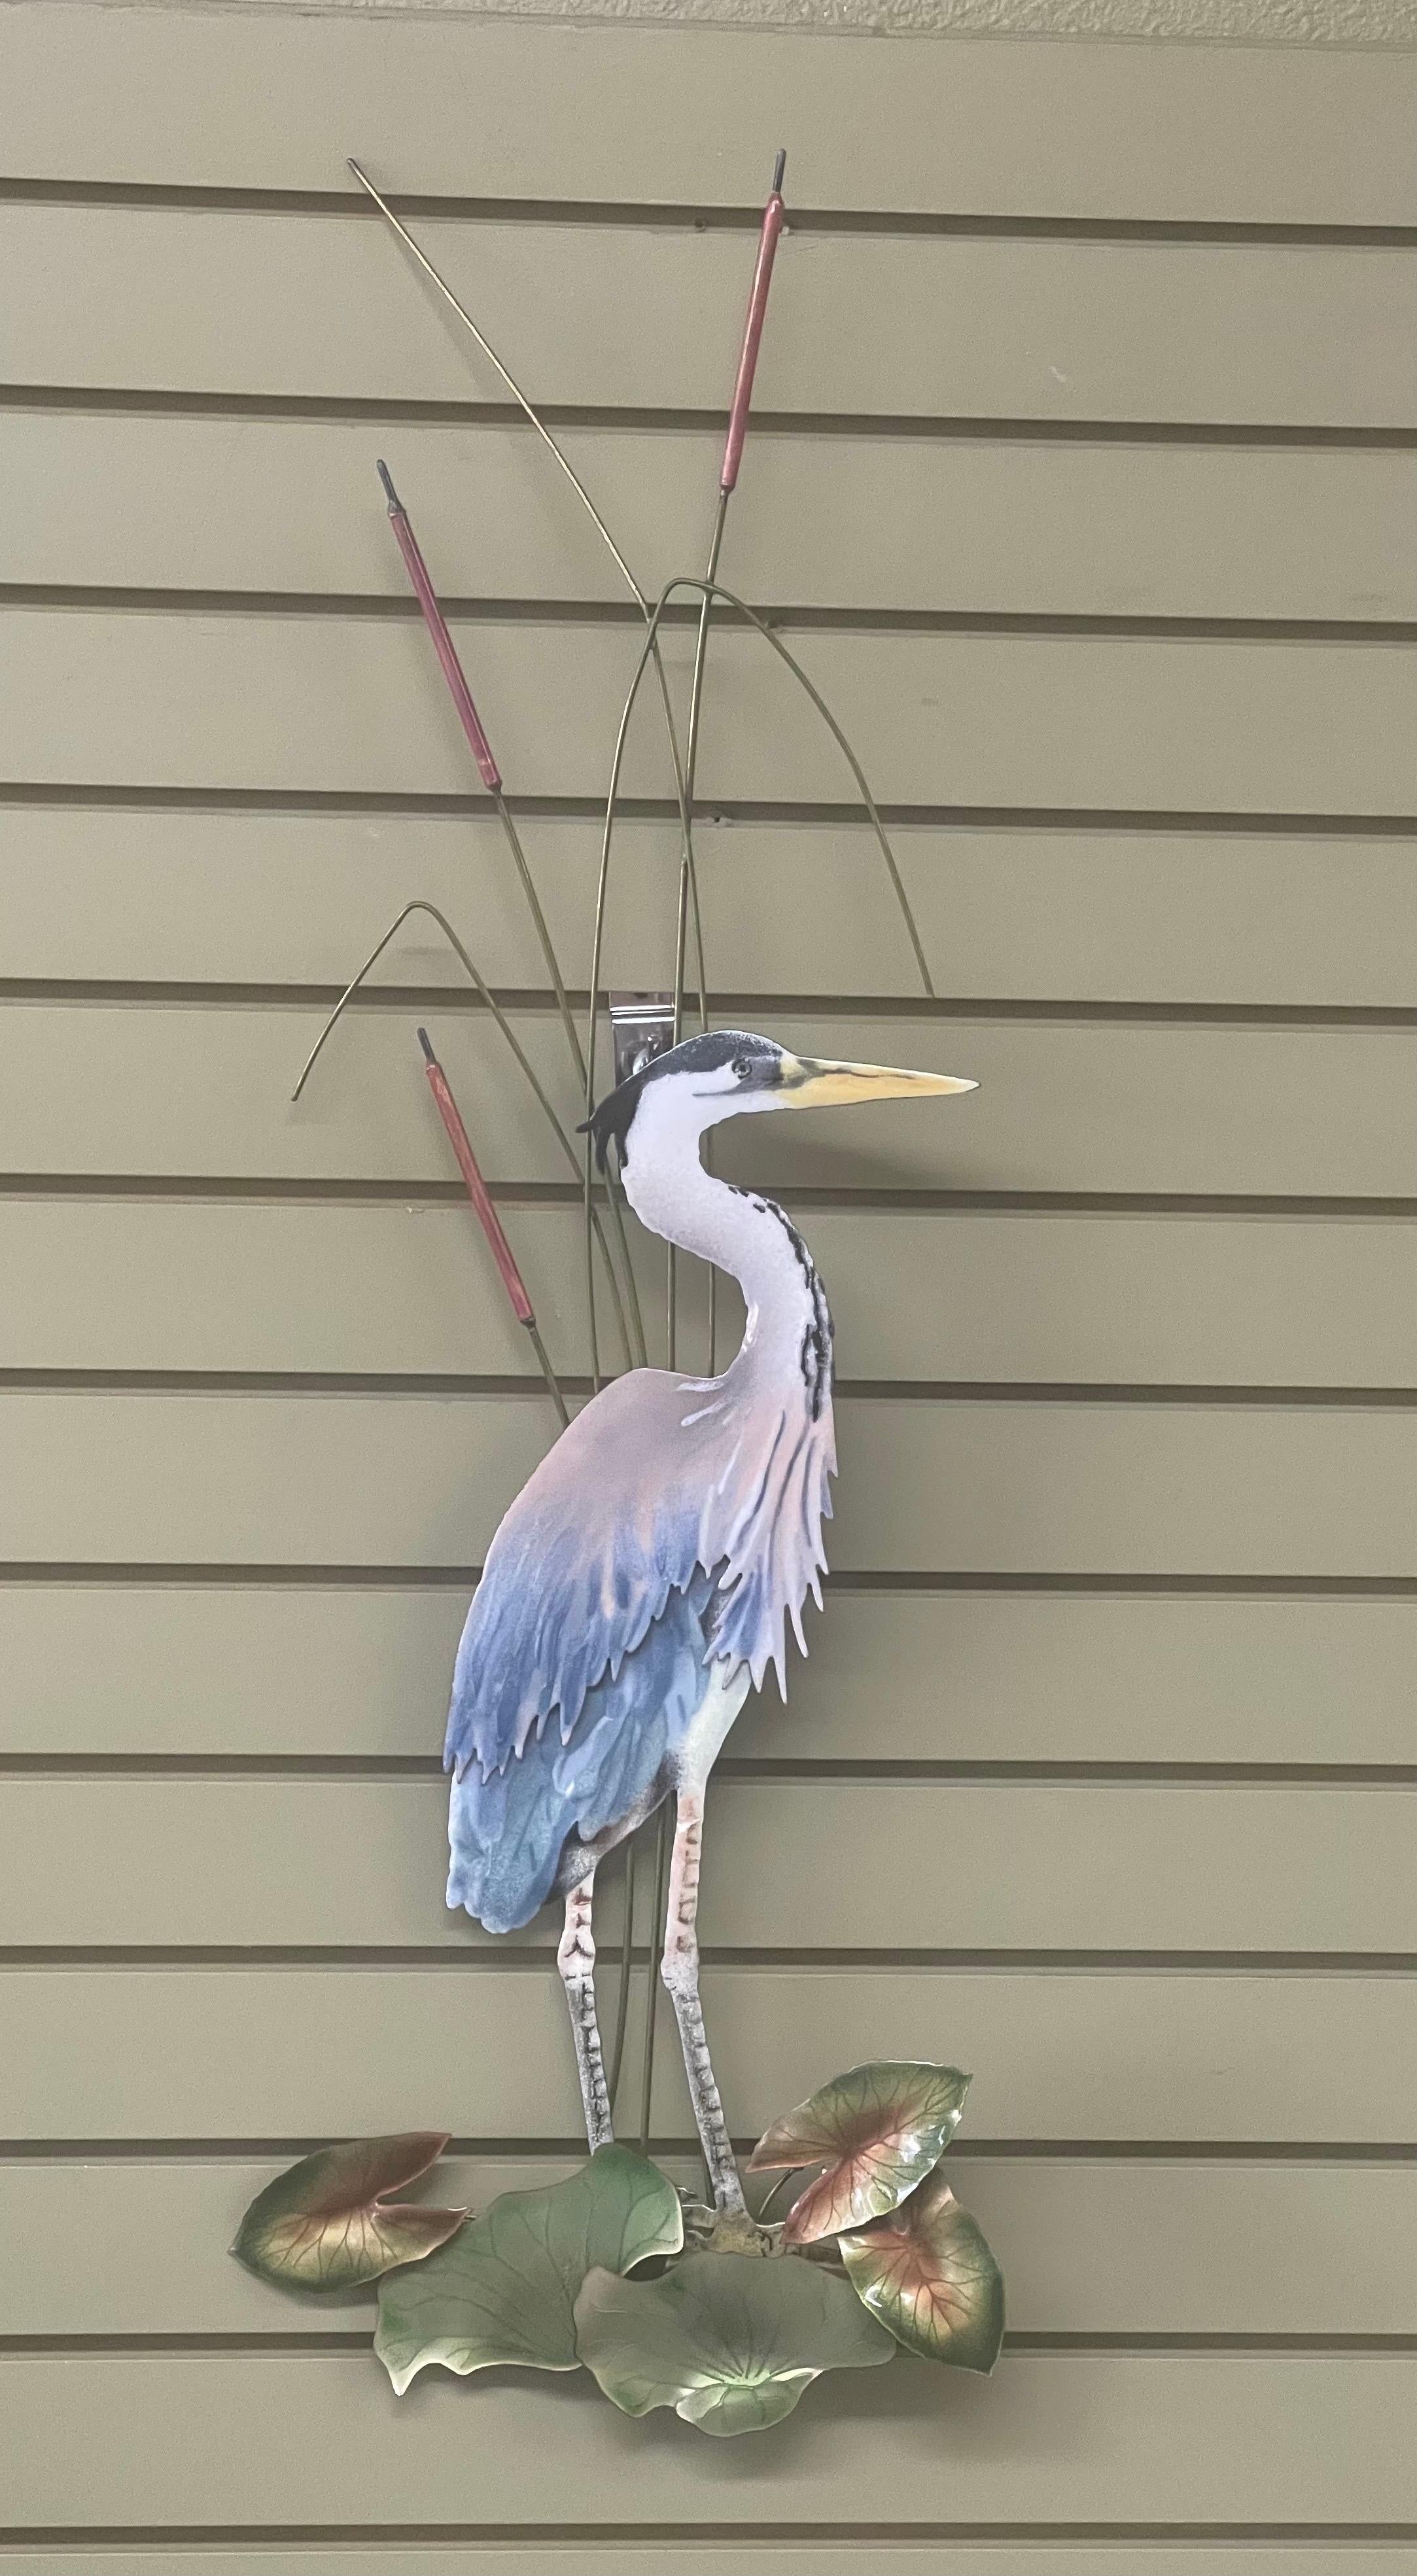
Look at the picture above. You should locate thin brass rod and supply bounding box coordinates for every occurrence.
[596,576,936,1002]
[709,584,936,1001]
[525,1318,572,1431]
[348,160,703,1387]
[492,789,584,1085]
[492,803,642,1386]
[418,1023,572,1432]
[375,450,625,1377]
[289,898,633,1370]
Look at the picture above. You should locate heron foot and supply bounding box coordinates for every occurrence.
[678,2193,776,2256]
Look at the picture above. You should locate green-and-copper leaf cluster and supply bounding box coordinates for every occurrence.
[234,2060,1004,2431]
[840,2170,1005,2373]
[374,2143,682,2393]
[230,2132,467,2292]
[574,2248,895,2435]
[750,2059,971,2246]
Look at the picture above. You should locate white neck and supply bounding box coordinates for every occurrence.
[618,1084,832,1407]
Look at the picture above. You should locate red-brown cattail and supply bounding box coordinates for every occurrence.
[378,461,502,792]
[417,1027,534,1325]
[720,149,786,496]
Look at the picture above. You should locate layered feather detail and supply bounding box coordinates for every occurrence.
[444,1363,835,1789]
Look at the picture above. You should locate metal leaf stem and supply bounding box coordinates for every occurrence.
[587,574,937,1107]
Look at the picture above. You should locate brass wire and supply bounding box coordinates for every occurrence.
[289,898,634,1373]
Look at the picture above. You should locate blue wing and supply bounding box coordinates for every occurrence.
[440,1361,833,1935]
[447,1566,720,1933]
[444,1371,717,1784]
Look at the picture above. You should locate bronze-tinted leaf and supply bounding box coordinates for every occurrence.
[374,2144,682,2394]
[231,2132,466,2292]
[839,2170,1004,2373]
[574,2249,895,2437]
[750,2060,970,2246]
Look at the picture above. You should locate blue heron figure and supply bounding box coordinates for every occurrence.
[444,1029,975,2212]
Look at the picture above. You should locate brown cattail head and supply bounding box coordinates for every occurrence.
[378,463,503,793]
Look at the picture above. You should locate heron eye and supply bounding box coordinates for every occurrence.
[731,1056,753,1082]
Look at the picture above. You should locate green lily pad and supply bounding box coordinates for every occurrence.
[750,2060,970,2246]
[574,2250,895,2437]
[374,2144,682,2394]
[231,2132,466,2292]
[839,2170,1004,2373]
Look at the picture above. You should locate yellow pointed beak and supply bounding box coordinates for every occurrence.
[776,1051,978,1110]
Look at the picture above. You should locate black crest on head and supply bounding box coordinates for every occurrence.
[578,1029,782,1171]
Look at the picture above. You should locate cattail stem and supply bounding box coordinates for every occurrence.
[417,1027,570,1431]
[376,465,643,1378]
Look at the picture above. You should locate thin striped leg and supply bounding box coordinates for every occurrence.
[660,1789,746,2212]
[557,1870,612,2152]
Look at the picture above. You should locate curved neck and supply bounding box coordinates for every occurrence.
[618,1096,831,1407]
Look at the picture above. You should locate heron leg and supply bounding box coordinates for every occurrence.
[660,1788,745,2213]
[557,1869,612,2153]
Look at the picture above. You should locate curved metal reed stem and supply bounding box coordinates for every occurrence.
[289,898,634,1371]
[346,160,703,1384]
[638,1802,673,2159]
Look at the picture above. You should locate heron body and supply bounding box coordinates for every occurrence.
[444,1029,973,2206]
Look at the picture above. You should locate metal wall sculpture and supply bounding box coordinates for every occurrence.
[236,149,1006,2436]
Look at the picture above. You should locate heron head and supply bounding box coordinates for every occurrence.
[580,1029,976,1171]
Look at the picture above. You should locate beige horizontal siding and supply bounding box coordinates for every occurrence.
[5,7,1416,220]
[0,2557,1405,2576]
[4,2350,1416,2526]
[6,1008,1412,1198]
[14,413,1417,620]
[7,1776,1410,1954]
[5,2156,1411,2338]
[9,209,1416,427]
[9,810,1417,1008]
[6,1965,1413,2142]
[7,1586,1412,1766]
[12,613,1417,812]
[5,1203,1411,1386]
[3,1391,1413,1574]
[3,7,1408,2546]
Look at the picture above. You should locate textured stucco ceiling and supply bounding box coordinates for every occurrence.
[68,0,1417,43]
